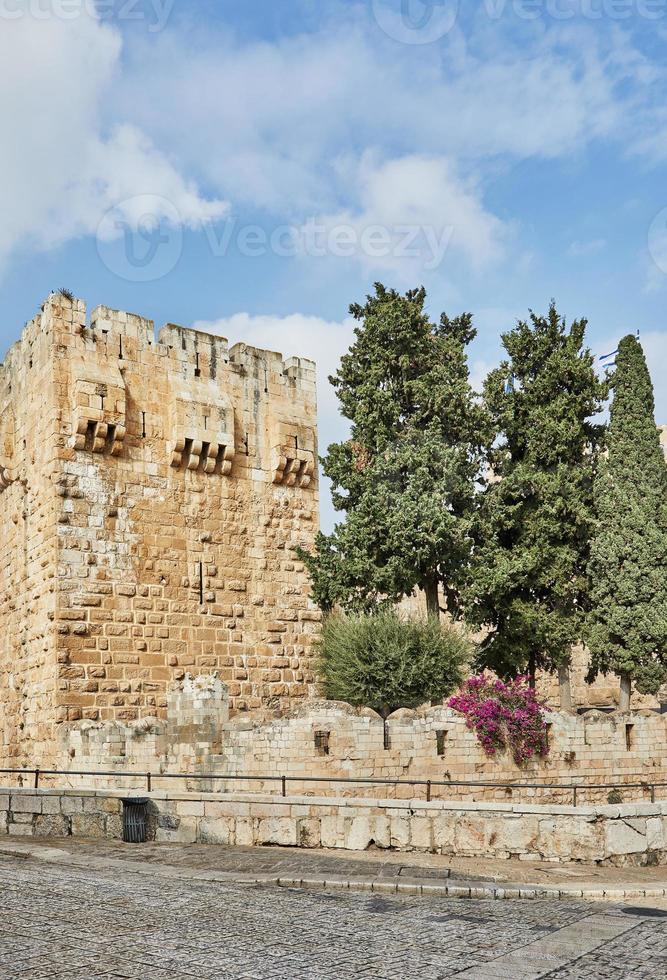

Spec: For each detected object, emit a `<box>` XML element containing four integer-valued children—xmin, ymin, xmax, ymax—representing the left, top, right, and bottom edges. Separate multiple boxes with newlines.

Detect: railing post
<box><xmin>281</xmin><ymin>776</ymin><xmax>286</xmax><ymax>798</ymax></box>
<box><xmin>651</xmin><ymin>784</ymin><xmax>656</xmax><ymax>803</ymax></box>
<box><xmin>34</xmin><ymin>767</ymin><xmax>39</xmax><ymax>790</ymax></box>
<box><xmin>146</xmin><ymin>772</ymin><xmax>152</xmax><ymax>792</ymax></box>
<box><xmin>572</xmin><ymin>785</ymin><xmax>577</xmax><ymax>807</ymax></box>
<box><xmin>426</xmin><ymin>780</ymin><xmax>431</xmax><ymax>803</ymax></box>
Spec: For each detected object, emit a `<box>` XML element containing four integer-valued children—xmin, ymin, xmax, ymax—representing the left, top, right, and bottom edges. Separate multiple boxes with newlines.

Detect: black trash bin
<box><xmin>121</xmin><ymin>798</ymin><xmax>149</xmax><ymax>843</ymax></box>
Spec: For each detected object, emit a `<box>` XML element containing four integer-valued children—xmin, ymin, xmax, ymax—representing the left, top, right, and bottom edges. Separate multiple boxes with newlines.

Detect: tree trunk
<box><xmin>619</xmin><ymin>672</ymin><xmax>631</xmax><ymax>712</ymax></box>
<box><xmin>558</xmin><ymin>663</ymin><xmax>573</xmax><ymax>713</ymax></box>
<box><xmin>423</xmin><ymin>576</ymin><xmax>440</xmax><ymax>619</ymax></box>
<box><xmin>528</xmin><ymin>653</ymin><xmax>537</xmax><ymax>690</ymax></box>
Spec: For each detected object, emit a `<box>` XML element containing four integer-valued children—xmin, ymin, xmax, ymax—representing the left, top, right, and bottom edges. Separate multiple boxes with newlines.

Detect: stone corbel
<box><xmin>170</xmin><ymin>438</ymin><xmax>234</xmax><ymax>474</ymax></box>
<box><xmin>73</xmin><ymin>414</ymin><xmax>126</xmax><ymax>455</ymax></box>
<box><xmin>70</xmin><ymin>368</ymin><xmax>127</xmax><ymax>457</ymax></box>
<box><xmin>272</xmin><ymin>450</ymin><xmax>314</xmax><ymax>488</ymax></box>
<box><xmin>271</xmin><ymin>420</ymin><xmax>316</xmax><ymax>488</ymax></box>
<box><xmin>0</xmin><ymin>458</ymin><xmax>16</xmax><ymax>492</ymax></box>
<box><xmin>169</xmin><ymin>389</ymin><xmax>235</xmax><ymax>477</ymax></box>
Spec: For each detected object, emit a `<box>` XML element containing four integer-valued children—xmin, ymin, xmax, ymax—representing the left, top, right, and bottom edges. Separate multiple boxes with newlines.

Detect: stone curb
<box><xmin>274</xmin><ymin>875</ymin><xmax>667</xmax><ymax>902</ymax></box>
<box><xmin>1</xmin><ymin>841</ymin><xmax>665</xmax><ymax>903</ymax></box>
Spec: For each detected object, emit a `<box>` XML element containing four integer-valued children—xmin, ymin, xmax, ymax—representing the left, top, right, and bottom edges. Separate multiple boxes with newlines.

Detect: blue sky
<box><xmin>2</xmin><ymin>1</ymin><xmax>667</xmax><ymax>529</ymax></box>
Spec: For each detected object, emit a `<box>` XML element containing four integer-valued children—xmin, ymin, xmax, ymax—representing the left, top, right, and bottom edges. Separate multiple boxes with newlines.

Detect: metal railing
<box><xmin>1</xmin><ymin>767</ymin><xmax>666</xmax><ymax>807</ymax></box>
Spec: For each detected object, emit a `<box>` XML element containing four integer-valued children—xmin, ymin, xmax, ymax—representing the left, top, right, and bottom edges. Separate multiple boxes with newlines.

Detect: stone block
<box><xmin>61</xmin><ymin>797</ymin><xmax>84</xmax><ymax>815</ymax></box>
<box><xmin>605</xmin><ymin>819</ymin><xmax>647</xmax><ymax>857</ymax></box>
<box><xmin>100</xmin><ymin>797</ymin><xmax>122</xmax><ymax>815</ymax></box>
<box><xmin>159</xmin><ymin>816</ymin><xmax>197</xmax><ymax>844</ymax></box>
<box><xmin>433</xmin><ymin>814</ymin><xmax>455</xmax><ymax>853</ymax></box>
<box><xmin>256</xmin><ymin>817</ymin><xmax>297</xmax><ymax>846</ymax></box>
<box><xmin>40</xmin><ymin>796</ymin><xmax>62</xmax><ymax>815</ymax></box>
<box><xmin>156</xmin><ymin>812</ymin><xmax>180</xmax><ymax>831</ymax></box>
<box><xmin>176</xmin><ymin>801</ymin><xmax>205</xmax><ymax>817</ymax></box>
<box><xmin>199</xmin><ymin>818</ymin><xmax>233</xmax><ymax>845</ymax></box>
<box><xmin>320</xmin><ymin>815</ymin><xmax>347</xmax><ymax>849</ymax></box>
<box><xmin>8</xmin><ymin>823</ymin><xmax>33</xmax><ymax>836</ymax></box>
<box><xmin>409</xmin><ymin>817</ymin><xmax>434</xmax><ymax>851</ymax></box>
<box><xmin>105</xmin><ymin>815</ymin><xmax>123</xmax><ymax>840</ymax></box>
<box><xmin>10</xmin><ymin>796</ymin><xmax>42</xmax><ymax>814</ymax></box>
<box><xmin>345</xmin><ymin>815</ymin><xmax>387</xmax><ymax>851</ymax></box>
<box><xmin>453</xmin><ymin>816</ymin><xmax>491</xmax><ymax>856</ymax></box>
<box><xmin>490</xmin><ymin>815</ymin><xmax>539</xmax><ymax>856</ymax></box>
<box><xmin>233</xmin><ymin>818</ymin><xmax>254</xmax><ymax>847</ymax></box>
<box><xmin>71</xmin><ymin>813</ymin><xmax>106</xmax><ymax>839</ymax></box>
<box><xmin>34</xmin><ymin>814</ymin><xmax>70</xmax><ymax>838</ymax></box>
<box><xmin>646</xmin><ymin>817</ymin><xmax>666</xmax><ymax>851</ymax></box>
<box><xmin>297</xmin><ymin>818</ymin><xmax>321</xmax><ymax>848</ymax></box>
<box><xmin>389</xmin><ymin>814</ymin><xmax>411</xmax><ymax>849</ymax></box>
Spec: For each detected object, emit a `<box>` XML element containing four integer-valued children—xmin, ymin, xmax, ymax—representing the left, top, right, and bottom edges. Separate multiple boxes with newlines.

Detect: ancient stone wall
<box><xmin>2</xmin><ymin>786</ymin><xmax>667</xmax><ymax>865</ymax></box>
<box><xmin>54</xmin><ymin>686</ymin><xmax>667</xmax><ymax>806</ymax></box>
<box><xmin>0</xmin><ymin>307</ymin><xmax>61</xmax><ymax>765</ymax></box>
<box><xmin>0</xmin><ymin>293</ymin><xmax>321</xmax><ymax>767</ymax></box>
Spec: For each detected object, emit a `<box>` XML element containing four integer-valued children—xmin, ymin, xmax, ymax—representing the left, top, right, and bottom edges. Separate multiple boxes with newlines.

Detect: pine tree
<box><xmin>587</xmin><ymin>334</ymin><xmax>667</xmax><ymax>708</ymax></box>
<box><xmin>300</xmin><ymin>283</ymin><xmax>487</xmax><ymax>618</ymax></box>
<box><xmin>466</xmin><ymin>304</ymin><xmax>606</xmax><ymax>705</ymax></box>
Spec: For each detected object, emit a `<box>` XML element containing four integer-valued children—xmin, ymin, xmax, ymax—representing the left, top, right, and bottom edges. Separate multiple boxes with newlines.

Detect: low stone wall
<box><xmin>54</xmin><ymin>684</ymin><xmax>667</xmax><ymax>805</ymax></box>
<box><xmin>2</xmin><ymin>787</ymin><xmax>667</xmax><ymax>866</ymax></box>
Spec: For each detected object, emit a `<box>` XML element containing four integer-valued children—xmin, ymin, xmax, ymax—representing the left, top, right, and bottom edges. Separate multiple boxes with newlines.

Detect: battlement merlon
<box><xmin>1</xmin><ymin>293</ymin><xmax>317</xmax><ymax>402</ymax></box>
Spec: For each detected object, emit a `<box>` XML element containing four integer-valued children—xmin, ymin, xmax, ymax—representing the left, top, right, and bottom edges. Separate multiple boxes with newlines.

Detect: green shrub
<box><xmin>318</xmin><ymin>611</ymin><xmax>471</xmax><ymax>718</ymax></box>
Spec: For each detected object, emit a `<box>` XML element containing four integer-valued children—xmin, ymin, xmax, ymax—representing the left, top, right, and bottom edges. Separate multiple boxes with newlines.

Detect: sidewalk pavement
<box><xmin>1</xmin><ymin>837</ymin><xmax>666</xmax><ymax>905</ymax></box>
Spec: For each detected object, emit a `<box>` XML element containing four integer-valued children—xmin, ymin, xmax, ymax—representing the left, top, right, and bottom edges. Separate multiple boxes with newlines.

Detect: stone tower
<box><xmin>0</xmin><ymin>293</ymin><xmax>320</xmax><ymax>767</ymax></box>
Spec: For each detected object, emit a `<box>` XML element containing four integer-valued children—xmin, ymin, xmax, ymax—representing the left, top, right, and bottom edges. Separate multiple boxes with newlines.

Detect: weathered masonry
<box><xmin>0</xmin><ymin>293</ymin><xmax>321</xmax><ymax>766</ymax></box>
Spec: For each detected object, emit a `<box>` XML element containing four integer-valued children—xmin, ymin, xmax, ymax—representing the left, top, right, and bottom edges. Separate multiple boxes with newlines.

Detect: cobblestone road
<box><xmin>0</xmin><ymin>854</ymin><xmax>666</xmax><ymax>979</ymax></box>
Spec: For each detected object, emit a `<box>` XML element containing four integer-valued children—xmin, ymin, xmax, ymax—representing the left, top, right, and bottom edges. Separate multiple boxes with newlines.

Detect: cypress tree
<box><xmin>466</xmin><ymin>304</ymin><xmax>606</xmax><ymax>705</ymax></box>
<box><xmin>299</xmin><ymin>283</ymin><xmax>487</xmax><ymax>618</ymax></box>
<box><xmin>587</xmin><ymin>335</ymin><xmax>667</xmax><ymax>708</ymax></box>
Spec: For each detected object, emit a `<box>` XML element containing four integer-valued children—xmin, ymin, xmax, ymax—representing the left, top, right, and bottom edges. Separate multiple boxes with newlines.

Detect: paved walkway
<box><xmin>2</xmin><ymin>837</ymin><xmax>666</xmax><ymax>901</ymax></box>
<box><xmin>1</xmin><ymin>843</ymin><xmax>667</xmax><ymax>978</ymax></box>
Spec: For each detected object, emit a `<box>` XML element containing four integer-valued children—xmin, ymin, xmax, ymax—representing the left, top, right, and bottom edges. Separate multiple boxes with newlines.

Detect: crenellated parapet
<box><xmin>9</xmin><ymin>295</ymin><xmax>320</xmax><ymax>491</ymax></box>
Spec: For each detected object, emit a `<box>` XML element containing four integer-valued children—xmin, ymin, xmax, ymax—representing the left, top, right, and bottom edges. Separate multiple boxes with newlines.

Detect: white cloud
<box><xmin>113</xmin><ymin>20</ymin><xmax>631</xmax><ymax>218</ymax></box>
<box><xmin>0</xmin><ymin>6</ymin><xmax>660</xmax><ymax>281</ymax></box>
<box><xmin>0</xmin><ymin>12</ymin><xmax>225</xmax><ymax>269</ymax></box>
<box><xmin>568</xmin><ymin>238</ymin><xmax>607</xmax><ymax>257</ymax></box>
<box><xmin>302</xmin><ymin>155</ymin><xmax>506</xmax><ymax>277</ymax></box>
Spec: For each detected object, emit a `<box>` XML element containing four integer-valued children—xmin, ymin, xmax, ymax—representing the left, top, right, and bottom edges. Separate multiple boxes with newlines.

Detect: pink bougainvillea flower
<box><xmin>448</xmin><ymin>674</ymin><xmax>549</xmax><ymax>767</ymax></box>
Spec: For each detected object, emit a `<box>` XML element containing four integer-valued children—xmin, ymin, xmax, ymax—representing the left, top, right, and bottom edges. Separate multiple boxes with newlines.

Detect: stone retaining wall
<box><xmin>57</xmin><ymin>689</ymin><xmax>667</xmax><ymax>805</ymax></box>
<box><xmin>3</xmin><ymin>787</ymin><xmax>667</xmax><ymax>866</ymax></box>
